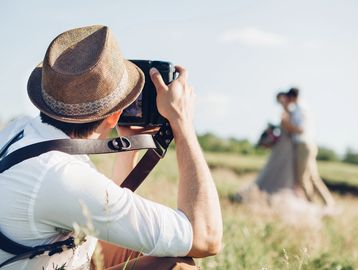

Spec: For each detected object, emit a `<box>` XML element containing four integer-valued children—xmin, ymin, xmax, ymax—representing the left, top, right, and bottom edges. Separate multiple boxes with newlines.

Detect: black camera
<box><xmin>118</xmin><ymin>60</ymin><xmax>176</xmax><ymax>126</ymax></box>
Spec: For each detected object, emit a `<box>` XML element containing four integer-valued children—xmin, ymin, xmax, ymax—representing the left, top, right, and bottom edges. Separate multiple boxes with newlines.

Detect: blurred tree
<box><xmin>197</xmin><ymin>133</ymin><xmax>267</xmax><ymax>155</ymax></box>
<box><xmin>343</xmin><ymin>148</ymin><xmax>358</xmax><ymax>165</ymax></box>
<box><xmin>198</xmin><ymin>133</ymin><xmax>230</xmax><ymax>152</ymax></box>
<box><xmin>317</xmin><ymin>146</ymin><xmax>339</xmax><ymax>162</ymax></box>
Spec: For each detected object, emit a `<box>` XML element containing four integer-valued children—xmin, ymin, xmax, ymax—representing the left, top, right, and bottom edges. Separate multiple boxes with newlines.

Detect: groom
<box><xmin>282</xmin><ymin>88</ymin><xmax>334</xmax><ymax>206</ymax></box>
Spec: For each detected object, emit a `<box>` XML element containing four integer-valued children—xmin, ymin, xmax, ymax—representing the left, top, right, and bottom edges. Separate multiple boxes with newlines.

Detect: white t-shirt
<box><xmin>0</xmin><ymin>116</ymin><xmax>192</xmax><ymax>270</ymax></box>
<box><xmin>289</xmin><ymin>102</ymin><xmax>315</xmax><ymax>144</ymax></box>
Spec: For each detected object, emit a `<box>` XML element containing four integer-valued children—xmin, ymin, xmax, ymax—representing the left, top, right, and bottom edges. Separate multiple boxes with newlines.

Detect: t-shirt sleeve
<box><xmin>34</xmin><ymin>158</ymin><xmax>193</xmax><ymax>257</ymax></box>
<box><xmin>292</xmin><ymin>106</ymin><xmax>307</xmax><ymax>129</ymax></box>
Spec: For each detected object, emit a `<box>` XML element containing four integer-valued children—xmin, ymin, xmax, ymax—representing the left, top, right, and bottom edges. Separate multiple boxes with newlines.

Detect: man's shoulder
<box><xmin>39</xmin><ymin>149</ymin><xmax>91</xmax><ymax>166</ymax></box>
<box><xmin>1</xmin><ymin>116</ymin><xmax>94</xmax><ymax>173</ymax></box>
<box><xmin>297</xmin><ymin>100</ymin><xmax>311</xmax><ymax>110</ymax></box>
<box><xmin>0</xmin><ymin>116</ymin><xmax>33</xmax><ymax>148</ymax></box>
<box><xmin>290</xmin><ymin>102</ymin><xmax>309</xmax><ymax>115</ymax></box>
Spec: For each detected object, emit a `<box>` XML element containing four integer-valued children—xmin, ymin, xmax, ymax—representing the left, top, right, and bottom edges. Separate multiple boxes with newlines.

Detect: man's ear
<box><xmin>104</xmin><ymin>111</ymin><xmax>122</xmax><ymax>128</ymax></box>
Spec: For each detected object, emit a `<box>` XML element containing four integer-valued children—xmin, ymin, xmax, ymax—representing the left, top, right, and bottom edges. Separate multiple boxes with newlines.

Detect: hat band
<box><xmin>41</xmin><ymin>70</ymin><xmax>129</xmax><ymax>117</ymax></box>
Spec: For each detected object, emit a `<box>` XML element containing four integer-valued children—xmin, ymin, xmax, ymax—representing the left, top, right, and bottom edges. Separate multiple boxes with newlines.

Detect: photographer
<box><xmin>0</xmin><ymin>25</ymin><xmax>222</xmax><ymax>269</ymax></box>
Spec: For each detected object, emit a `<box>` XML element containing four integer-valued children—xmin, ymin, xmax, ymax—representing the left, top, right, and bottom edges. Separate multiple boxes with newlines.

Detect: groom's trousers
<box><xmin>294</xmin><ymin>142</ymin><xmax>334</xmax><ymax>205</ymax></box>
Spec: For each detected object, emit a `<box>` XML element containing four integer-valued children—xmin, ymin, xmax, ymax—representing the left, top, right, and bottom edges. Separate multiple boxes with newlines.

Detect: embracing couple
<box><xmin>255</xmin><ymin>88</ymin><xmax>335</xmax><ymax>207</ymax></box>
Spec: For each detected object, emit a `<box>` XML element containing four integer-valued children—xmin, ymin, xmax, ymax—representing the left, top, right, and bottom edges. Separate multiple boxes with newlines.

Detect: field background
<box><xmin>91</xmin><ymin>149</ymin><xmax>358</xmax><ymax>270</ymax></box>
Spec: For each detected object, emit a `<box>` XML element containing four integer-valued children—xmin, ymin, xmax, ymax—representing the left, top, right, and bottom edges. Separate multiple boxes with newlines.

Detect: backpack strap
<box><xmin>0</xmin><ymin>130</ymin><xmax>24</xmax><ymax>158</ymax></box>
<box><xmin>0</xmin><ymin>235</ymin><xmax>76</xmax><ymax>268</ymax></box>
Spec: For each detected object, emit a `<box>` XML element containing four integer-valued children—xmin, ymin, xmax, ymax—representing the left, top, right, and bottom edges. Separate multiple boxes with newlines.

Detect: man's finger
<box><xmin>150</xmin><ymin>68</ymin><xmax>167</xmax><ymax>92</ymax></box>
<box><xmin>175</xmin><ymin>65</ymin><xmax>188</xmax><ymax>82</ymax></box>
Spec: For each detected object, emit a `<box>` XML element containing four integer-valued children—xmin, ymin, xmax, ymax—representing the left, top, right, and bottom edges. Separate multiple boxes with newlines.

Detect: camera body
<box><xmin>118</xmin><ymin>60</ymin><xmax>176</xmax><ymax>126</ymax></box>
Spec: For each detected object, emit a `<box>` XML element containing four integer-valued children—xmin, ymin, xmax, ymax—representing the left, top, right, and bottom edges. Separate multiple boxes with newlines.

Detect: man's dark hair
<box><xmin>286</xmin><ymin>87</ymin><xmax>299</xmax><ymax>98</ymax></box>
<box><xmin>40</xmin><ymin>112</ymin><xmax>104</xmax><ymax>138</ymax></box>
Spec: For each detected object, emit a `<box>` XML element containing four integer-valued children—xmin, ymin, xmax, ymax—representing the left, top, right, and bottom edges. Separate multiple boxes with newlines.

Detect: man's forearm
<box><xmin>173</xmin><ymin>123</ymin><xmax>223</xmax><ymax>257</ymax></box>
<box><xmin>282</xmin><ymin>121</ymin><xmax>303</xmax><ymax>134</ymax></box>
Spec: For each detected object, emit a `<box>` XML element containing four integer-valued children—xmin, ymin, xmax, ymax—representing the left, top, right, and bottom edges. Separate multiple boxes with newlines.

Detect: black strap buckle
<box><xmin>153</xmin><ymin>122</ymin><xmax>173</xmax><ymax>158</ymax></box>
<box><xmin>110</xmin><ymin>136</ymin><xmax>132</xmax><ymax>150</ymax></box>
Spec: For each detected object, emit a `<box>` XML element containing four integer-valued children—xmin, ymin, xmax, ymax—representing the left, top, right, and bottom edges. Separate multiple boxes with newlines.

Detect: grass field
<box><xmin>92</xmin><ymin>150</ymin><xmax>358</xmax><ymax>270</ymax></box>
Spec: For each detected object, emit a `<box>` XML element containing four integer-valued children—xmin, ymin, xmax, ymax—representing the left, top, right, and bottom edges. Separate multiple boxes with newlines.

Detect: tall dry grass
<box><xmin>92</xmin><ymin>150</ymin><xmax>358</xmax><ymax>269</ymax></box>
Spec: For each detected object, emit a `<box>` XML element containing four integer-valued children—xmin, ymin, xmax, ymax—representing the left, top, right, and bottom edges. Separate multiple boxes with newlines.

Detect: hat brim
<box><xmin>27</xmin><ymin>60</ymin><xmax>145</xmax><ymax>124</ymax></box>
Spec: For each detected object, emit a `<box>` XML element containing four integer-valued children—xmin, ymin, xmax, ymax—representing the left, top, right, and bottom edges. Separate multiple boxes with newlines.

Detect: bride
<box><xmin>255</xmin><ymin>92</ymin><xmax>295</xmax><ymax>193</ymax></box>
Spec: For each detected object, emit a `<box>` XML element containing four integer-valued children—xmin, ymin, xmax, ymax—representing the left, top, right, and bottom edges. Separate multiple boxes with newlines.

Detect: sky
<box><xmin>0</xmin><ymin>0</ymin><xmax>357</xmax><ymax>154</ymax></box>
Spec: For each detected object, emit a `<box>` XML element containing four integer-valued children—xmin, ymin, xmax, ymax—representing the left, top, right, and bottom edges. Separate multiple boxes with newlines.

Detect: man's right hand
<box><xmin>149</xmin><ymin>66</ymin><xmax>195</xmax><ymax>134</ymax></box>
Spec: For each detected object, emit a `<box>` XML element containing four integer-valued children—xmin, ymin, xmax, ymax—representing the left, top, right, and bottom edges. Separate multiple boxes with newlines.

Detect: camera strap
<box><xmin>121</xmin><ymin>122</ymin><xmax>173</xmax><ymax>190</ymax></box>
<box><xmin>0</xmin><ymin>123</ymin><xmax>173</xmax><ymax>268</ymax></box>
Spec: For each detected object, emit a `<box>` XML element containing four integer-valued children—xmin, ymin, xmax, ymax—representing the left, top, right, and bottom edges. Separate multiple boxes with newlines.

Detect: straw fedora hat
<box><xmin>27</xmin><ymin>25</ymin><xmax>144</xmax><ymax>123</ymax></box>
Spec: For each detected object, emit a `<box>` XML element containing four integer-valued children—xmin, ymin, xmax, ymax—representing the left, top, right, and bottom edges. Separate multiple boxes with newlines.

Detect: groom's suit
<box><xmin>290</xmin><ymin>102</ymin><xmax>334</xmax><ymax>205</ymax></box>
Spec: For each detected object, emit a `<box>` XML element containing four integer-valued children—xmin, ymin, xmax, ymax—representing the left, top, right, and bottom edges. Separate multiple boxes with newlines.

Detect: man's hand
<box><xmin>150</xmin><ymin>66</ymin><xmax>195</xmax><ymax>134</ymax></box>
<box><xmin>150</xmin><ymin>66</ymin><xmax>223</xmax><ymax>258</ymax></box>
